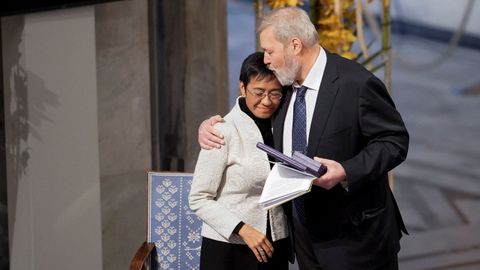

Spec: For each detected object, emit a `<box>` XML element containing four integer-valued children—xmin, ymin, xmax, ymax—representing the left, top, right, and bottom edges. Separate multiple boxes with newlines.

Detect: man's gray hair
<box><xmin>257</xmin><ymin>7</ymin><xmax>319</xmax><ymax>47</ymax></box>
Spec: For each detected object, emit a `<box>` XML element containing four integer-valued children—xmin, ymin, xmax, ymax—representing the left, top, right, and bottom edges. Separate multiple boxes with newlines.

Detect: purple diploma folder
<box><xmin>256</xmin><ymin>142</ymin><xmax>327</xmax><ymax>177</ymax></box>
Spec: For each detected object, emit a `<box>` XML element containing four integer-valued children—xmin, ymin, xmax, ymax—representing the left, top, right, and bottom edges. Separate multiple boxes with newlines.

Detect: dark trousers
<box><xmin>200</xmin><ymin>237</ymin><xmax>289</xmax><ymax>270</ymax></box>
<box><xmin>293</xmin><ymin>216</ymin><xmax>399</xmax><ymax>270</ymax></box>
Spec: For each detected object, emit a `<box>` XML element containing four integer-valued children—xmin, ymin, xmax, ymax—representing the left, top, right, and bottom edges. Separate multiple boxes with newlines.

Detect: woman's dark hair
<box><xmin>239</xmin><ymin>52</ymin><xmax>276</xmax><ymax>86</ymax></box>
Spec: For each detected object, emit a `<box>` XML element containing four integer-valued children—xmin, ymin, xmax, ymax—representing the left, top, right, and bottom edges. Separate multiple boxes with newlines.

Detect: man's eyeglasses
<box><xmin>246</xmin><ymin>88</ymin><xmax>283</xmax><ymax>100</ymax></box>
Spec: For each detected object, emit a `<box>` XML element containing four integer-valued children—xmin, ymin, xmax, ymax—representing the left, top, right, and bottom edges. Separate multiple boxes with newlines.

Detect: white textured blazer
<box><xmin>189</xmin><ymin>99</ymin><xmax>288</xmax><ymax>244</ymax></box>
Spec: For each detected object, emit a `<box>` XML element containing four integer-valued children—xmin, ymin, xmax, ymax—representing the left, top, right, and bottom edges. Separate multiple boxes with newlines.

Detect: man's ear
<box><xmin>239</xmin><ymin>81</ymin><xmax>246</xmax><ymax>96</ymax></box>
<box><xmin>291</xmin><ymin>37</ymin><xmax>303</xmax><ymax>55</ymax></box>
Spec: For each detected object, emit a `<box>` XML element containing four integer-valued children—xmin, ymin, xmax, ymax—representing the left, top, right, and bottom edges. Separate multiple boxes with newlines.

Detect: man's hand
<box><xmin>238</xmin><ymin>224</ymin><xmax>274</xmax><ymax>263</ymax></box>
<box><xmin>198</xmin><ymin>115</ymin><xmax>225</xmax><ymax>149</ymax></box>
<box><xmin>312</xmin><ymin>157</ymin><xmax>346</xmax><ymax>190</ymax></box>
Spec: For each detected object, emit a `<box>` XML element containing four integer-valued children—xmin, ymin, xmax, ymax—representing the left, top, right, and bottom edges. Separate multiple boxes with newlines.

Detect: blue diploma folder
<box><xmin>256</xmin><ymin>142</ymin><xmax>327</xmax><ymax>177</ymax></box>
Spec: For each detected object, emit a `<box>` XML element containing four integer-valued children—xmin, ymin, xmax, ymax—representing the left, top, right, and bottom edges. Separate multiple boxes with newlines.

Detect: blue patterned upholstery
<box><xmin>146</xmin><ymin>172</ymin><xmax>202</xmax><ymax>270</ymax></box>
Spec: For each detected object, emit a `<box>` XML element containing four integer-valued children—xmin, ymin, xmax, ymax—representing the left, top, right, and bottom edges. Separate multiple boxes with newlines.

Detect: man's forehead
<box><xmin>259</xmin><ymin>28</ymin><xmax>277</xmax><ymax>47</ymax></box>
<box><xmin>259</xmin><ymin>27</ymin><xmax>274</xmax><ymax>38</ymax></box>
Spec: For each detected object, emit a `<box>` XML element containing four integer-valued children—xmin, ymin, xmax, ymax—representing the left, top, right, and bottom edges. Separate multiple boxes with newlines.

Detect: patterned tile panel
<box><xmin>148</xmin><ymin>172</ymin><xmax>202</xmax><ymax>270</ymax></box>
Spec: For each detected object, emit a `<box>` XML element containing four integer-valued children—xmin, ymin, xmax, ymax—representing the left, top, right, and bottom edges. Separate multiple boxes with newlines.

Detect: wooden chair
<box><xmin>130</xmin><ymin>172</ymin><xmax>202</xmax><ymax>270</ymax></box>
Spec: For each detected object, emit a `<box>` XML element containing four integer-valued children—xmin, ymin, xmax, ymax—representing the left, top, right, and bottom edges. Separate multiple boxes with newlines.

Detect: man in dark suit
<box><xmin>199</xmin><ymin>7</ymin><xmax>408</xmax><ymax>270</ymax></box>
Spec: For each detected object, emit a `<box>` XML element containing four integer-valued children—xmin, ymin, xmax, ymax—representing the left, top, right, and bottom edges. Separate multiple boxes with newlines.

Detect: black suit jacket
<box><xmin>272</xmin><ymin>50</ymin><xmax>409</xmax><ymax>268</ymax></box>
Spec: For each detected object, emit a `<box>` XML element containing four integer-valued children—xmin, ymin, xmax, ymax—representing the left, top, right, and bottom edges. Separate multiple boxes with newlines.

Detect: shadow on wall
<box><xmin>1</xmin><ymin>15</ymin><xmax>59</xmax><ymax>266</ymax></box>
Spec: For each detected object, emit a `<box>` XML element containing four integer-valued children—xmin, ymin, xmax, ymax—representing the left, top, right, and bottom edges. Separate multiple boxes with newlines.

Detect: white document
<box><xmin>259</xmin><ymin>163</ymin><xmax>316</xmax><ymax>210</ymax></box>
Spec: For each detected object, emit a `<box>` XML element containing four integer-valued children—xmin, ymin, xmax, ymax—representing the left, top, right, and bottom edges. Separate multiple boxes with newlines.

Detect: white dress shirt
<box><xmin>283</xmin><ymin>48</ymin><xmax>327</xmax><ymax>156</ymax></box>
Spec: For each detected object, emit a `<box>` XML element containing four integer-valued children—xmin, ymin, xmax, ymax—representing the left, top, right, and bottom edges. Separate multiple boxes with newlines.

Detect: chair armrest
<box><xmin>129</xmin><ymin>241</ymin><xmax>155</xmax><ymax>270</ymax></box>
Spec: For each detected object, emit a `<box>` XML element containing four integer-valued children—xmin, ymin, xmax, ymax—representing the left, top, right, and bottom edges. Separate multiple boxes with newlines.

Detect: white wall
<box><xmin>2</xmin><ymin>6</ymin><xmax>103</xmax><ymax>270</ymax></box>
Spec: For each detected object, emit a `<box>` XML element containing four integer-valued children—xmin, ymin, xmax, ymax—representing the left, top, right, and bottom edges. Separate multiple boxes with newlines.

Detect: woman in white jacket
<box><xmin>189</xmin><ymin>52</ymin><xmax>289</xmax><ymax>270</ymax></box>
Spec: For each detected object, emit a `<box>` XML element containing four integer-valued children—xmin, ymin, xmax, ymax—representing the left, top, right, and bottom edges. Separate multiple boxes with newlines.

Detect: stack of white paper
<box><xmin>259</xmin><ymin>163</ymin><xmax>316</xmax><ymax>210</ymax></box>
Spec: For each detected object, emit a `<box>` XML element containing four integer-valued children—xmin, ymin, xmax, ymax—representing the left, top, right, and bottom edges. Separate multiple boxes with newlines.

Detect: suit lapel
<box><xmin>307</xmin><ymin>51</ymin><xmax>340</xmax><ymax>157</ymax></box>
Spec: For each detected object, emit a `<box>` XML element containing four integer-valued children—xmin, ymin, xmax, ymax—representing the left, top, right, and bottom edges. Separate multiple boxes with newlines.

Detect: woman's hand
<box><xmin>238</xmin><ymin>224</ymin><xmax>274</xmax><ymax>263</ymax></box>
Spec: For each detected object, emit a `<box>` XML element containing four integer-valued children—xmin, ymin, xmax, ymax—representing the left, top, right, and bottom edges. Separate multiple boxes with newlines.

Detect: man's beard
<box><xmin>272</xmin><ymin>54</ymin><xmax>299</xmax><ymax>86</ymax></box>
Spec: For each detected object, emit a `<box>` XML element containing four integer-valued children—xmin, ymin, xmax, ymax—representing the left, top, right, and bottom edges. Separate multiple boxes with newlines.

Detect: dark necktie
<box><xmin>292</xmin><ymin>86</ymin><xmax>307</xmax><ymax>223</ymax></box>
<box><xmin>292</xmin><ymin>86</ymin><xmax>307</xmax><ymax>154</ymax></box>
